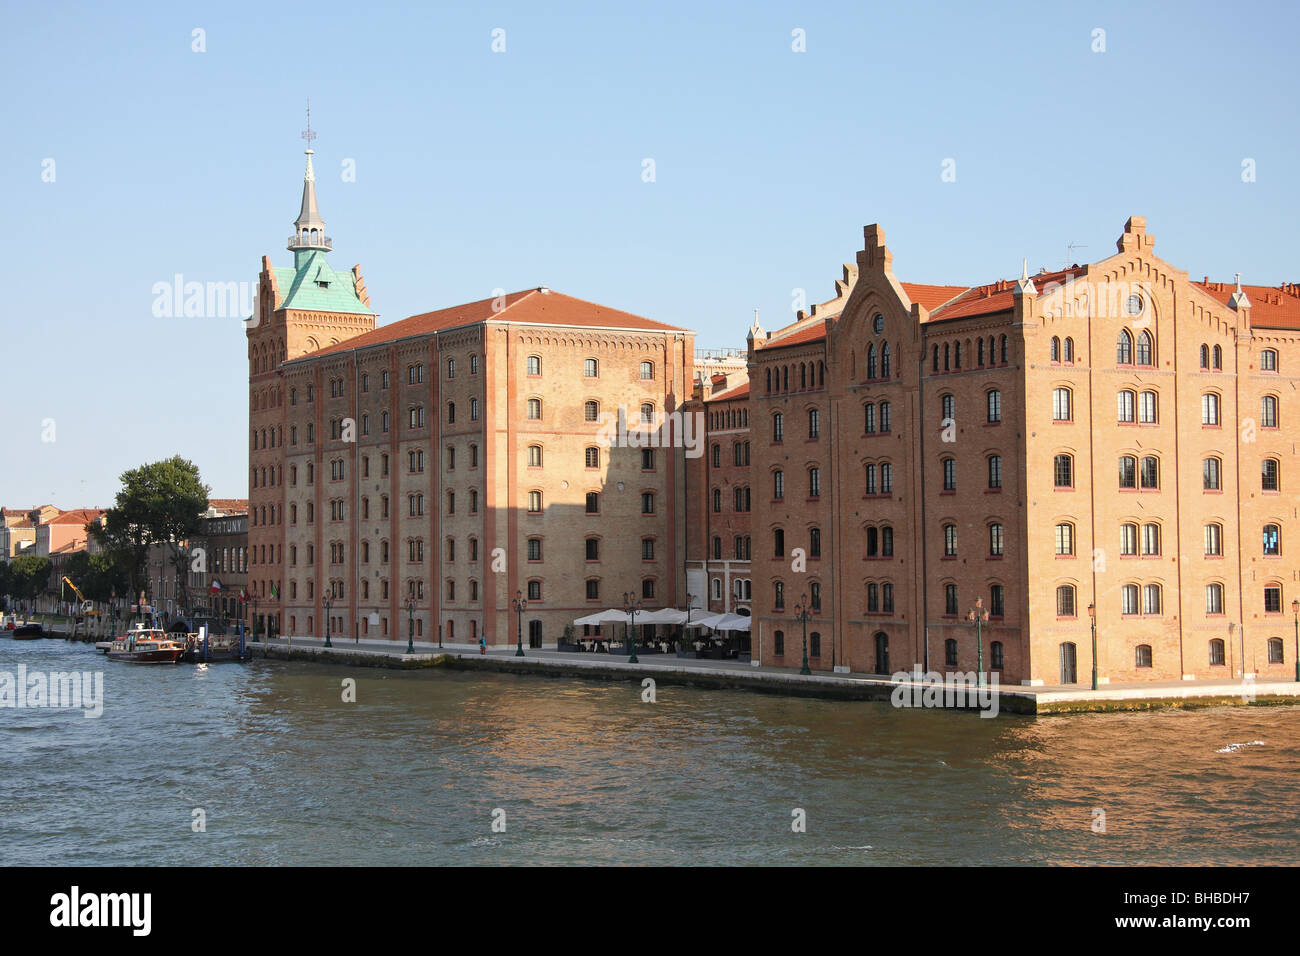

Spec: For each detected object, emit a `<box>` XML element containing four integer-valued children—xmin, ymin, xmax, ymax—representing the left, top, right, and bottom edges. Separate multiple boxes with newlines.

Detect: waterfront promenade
<box><xmin>246</xmin><ymin>634</ymin><xmax>1300</xmax><ymax>716</ymax></box>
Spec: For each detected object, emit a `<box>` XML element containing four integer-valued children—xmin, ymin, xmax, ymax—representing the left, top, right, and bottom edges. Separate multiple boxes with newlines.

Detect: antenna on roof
<box><xmin>1065</xmin><ymin>240</ymin><xmax>1087</xmax><ymax>270</ymax></box>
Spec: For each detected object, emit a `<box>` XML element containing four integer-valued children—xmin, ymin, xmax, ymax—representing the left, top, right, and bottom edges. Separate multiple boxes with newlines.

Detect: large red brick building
<box><xmin>245</xmin><ymin>143</ymin><xmax>1299</xmax><ymax>682</ymax></box>
<box><xmin>747</xmin><ymin>217</ymin><xmax>1300</xmax><ymax>685</ymax></box>
<box><xmin>247</xmin><ymin>143</ymin><xmax>694</xmax><ymax>646</ymax></box>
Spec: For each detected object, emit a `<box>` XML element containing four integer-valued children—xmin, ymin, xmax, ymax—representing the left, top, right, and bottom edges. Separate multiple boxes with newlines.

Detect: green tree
<box><xmin>91</xmin><ymin>456</ymin><xmax>210</xmax><ymax>610</ymax></box>
<box><xmin>9</xmin><ymin>555</ymin><xmax>52</xmax><ymax>602</ymax></box>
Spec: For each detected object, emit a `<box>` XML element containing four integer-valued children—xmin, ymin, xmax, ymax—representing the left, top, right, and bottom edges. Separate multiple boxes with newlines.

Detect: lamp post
<box><xmin>1088</xmin><ymin>602</ymin><xmax>1097</xmax><ymax>690</ymax></box>
<box><xmin>794</xmin><ymin>593</ymin><xmax>812</xmax><ymax>675</ymax></box>
<box><xmin>967</xmin><ymin>597</ymin><xmax>990</xmax><ymax>688</ymax></box>
<box><xmin>621</xmin><ymin>592</ymin><xmax>642</xmax><ymax>664</ymax></box>
<box><xmin>404</xmin><ymin>596</ymin><xmax>416</xmax><ymax>655</ymax></box>
<box><xmin>1293</xmin><ymin>599</ymin><xmax>1299</xmax><ymax>682</ymax></box>
<box><xmin>684</xmin><ymin>591</ymin><xmax>694</xmax><ymax>655</ymax></box>
<box><xmin>323</xmin><ymin>591</ymin><xmax>334</xmax><ymax>648</ymax></box>
<box><xmin>512</xmin><ymin>590</ymin><xmax>527</xmax><ymax>657</ymax></box>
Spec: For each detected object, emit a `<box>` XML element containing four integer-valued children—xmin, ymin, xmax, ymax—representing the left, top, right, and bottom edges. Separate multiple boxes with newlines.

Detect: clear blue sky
<box><xmin>2</xmin><ymin>0</ymin><xmax>1296</xmax><ymax>509</ymax></box>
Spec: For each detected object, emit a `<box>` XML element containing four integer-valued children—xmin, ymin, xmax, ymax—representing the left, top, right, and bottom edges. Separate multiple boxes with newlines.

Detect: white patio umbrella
<box><xmin>573</xmin><ymin>609</ymin><xmax>633</xmax><ymax>626</ymax></box>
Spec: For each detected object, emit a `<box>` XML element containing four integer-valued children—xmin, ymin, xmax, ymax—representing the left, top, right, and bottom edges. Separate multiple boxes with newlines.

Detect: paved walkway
<box><xmin>250</xmin><ymin>635</ymin><xmax>1300</xmax><ymax>712</ymax></box>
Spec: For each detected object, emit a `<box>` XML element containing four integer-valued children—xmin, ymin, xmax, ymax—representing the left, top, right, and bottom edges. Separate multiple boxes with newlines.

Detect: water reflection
<box><xmin>1</xmin><ymin>639</ymin><xmax>1297</xmax><ymax>865</ymax></box>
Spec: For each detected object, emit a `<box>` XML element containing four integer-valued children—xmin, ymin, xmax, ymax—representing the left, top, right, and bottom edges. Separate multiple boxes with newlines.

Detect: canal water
<box><xmin>2</xmin><ymin>638</ymin><xmax>1297</xmax><ymax>865</ymax></box>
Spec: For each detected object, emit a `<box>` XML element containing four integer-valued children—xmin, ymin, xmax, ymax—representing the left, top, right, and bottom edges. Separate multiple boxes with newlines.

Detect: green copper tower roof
<box><xmin>275</xmin><ymin>108</ymin><xmax>374</xmax><ymax>316</ymax></box>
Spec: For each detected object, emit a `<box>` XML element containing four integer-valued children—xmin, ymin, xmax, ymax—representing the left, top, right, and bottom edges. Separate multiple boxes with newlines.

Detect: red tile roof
<box><xmin>47</xmin><ymin>508</ymin><xmax>105</xmax><ymax>526</ymax></box>
<box><xmin>1195</xmin><ymin>280</ymin><xmax>1300</xmax><ymax>331</ymax></box>
<box><xmin>709</xmin><ymin>382</ymin><xmax>751</xmax><ymax>402</ymax></box>
<box><xmin>764</xmin><ymin>322</ymin><xmax>832</xmax><ymax>349</ymax></box>
<box><xmin>901</xmin><ymin>283</ymin><xmax>969</xmax><ymax>312</ymax></box>
<box><xmin>927</xmin><ymin>268</ymin><xmax>1083</xmax><ymax>322</ymax></box>
<box><xmin>299</xmin><ymin>289</ymin><xmax>688</xmax><ymax>361</ymax></box>
<box><xmin>207</xmin><ymin>498</ymin><xmax>248</xmax><ymax>514</ymax></box>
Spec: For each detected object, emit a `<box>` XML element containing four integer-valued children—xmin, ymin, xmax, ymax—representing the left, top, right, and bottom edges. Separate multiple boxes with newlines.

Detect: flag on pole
<box><xmin>270</xmin><ymin>582</ymin><xmax>279</xmax><ymax>599</ymax></box>
<box><xmin>210</xmin><ymin>578</ymin><xmax>223</xmax><ymax>594</ymax></box>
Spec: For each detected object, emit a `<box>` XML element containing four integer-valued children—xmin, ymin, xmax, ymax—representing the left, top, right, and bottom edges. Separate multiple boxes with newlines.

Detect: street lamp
<box><xmin>793</xmin><ymin>593</ymin><xmax>812</xmax><ymax>675</ymax></box>
<box><xmin>404</xmin><ymin>596</ymin><xmax>416</xmax><ymax>655</ymax></box>
<box><xmin>621</xmin><ymin>592</ymin><xmax>642</xmax><ymax>664</ymax></box>
<box><xmin>967</xmin><ymin>597</ymin><xmax>990</xmax><ymax>688</ymax></box>
<box><xmin>1088</xmin><ymin>602</ymin><xmax>1097</xmax><ymax>690</ymax></box>
<box><xmin>1293</xmin><ymin>599</ymin><xmax>1299</xmax><ymax>682</ymax></box>
<box><xmin>511</xmin><ymin>590</ymin><xmax>527</xmax><ymax>657</ymax></box>
<box><xmin>684</xmin><ymin>591</ymin><xmax>694</xmax><ymax>655</ymax></box>
<box><xmin>323</xmin><ymin>590</ymin><xmax>334</xmax><ymax>648</ymax></box>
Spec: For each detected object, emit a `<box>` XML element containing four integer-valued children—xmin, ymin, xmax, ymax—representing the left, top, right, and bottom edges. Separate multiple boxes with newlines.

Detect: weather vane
<box><xmin>301</xmin><ymin>99</ymin><xmax>316</xmax><ymax>149</ymax></box>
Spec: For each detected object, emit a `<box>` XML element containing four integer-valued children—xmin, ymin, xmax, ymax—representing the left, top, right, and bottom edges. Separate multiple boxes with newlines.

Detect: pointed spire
<box><xmin>1014</xmin><ymin>257</ymin><xmax>1036</xmax><ymax>296</ymax></box>
<box><xmin>1228</xmin><ymin>272</ymin><xmax>1251</xmax><ymax>310</ymax></box>
<box><xmin>288</xmin><ymin>100</ymin><xmax>331</xmax><ymax>253</ymax></box>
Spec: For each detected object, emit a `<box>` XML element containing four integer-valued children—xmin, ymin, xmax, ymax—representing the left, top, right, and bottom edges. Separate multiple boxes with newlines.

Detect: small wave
<box><xmin>1216</xmin><ymin>740</ymin><xmax>1266</xmax><ymax>753</ymax></box>
<box><xmin>832</xmin><ymin>845</ymin><xmax>873</xmax><ymax>850</ymax></box>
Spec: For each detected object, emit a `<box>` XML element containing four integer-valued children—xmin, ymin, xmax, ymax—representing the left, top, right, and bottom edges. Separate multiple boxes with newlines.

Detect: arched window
<box><xmin>1206</xmin><ymin>583</ymin><xmax>1224</xmax><ymax>615</ymax></box>
<box><xmin>1263</xmin><ymin>524</ymin><xmax>1280</xmax><ymax>556</ymax></box>
<box><xmin>1262</xmin><ymin>458</ymin><xmax>1279</xmax><ymax>492</ymax></box>
<box><xmin>867</xmin><ymin>345</ymin><xmax>877</xmax><ymax>379</ymax></box>
<box><xmin>1212</xmin><ymin>345</ymin><xmax>1222</xmax><ymax>370</ymax></box>
<box><xmin>880</xmin><ymin>342</ymin><xmax>891</xmax><ymax>377</ymax></box>
<box><xmin>945</xmin><ymin>638</ymin><xmax>958</xmax><ymax>666</ymax></box>
<box><xmin>1135</xmin><ymin>644</ymin><xmax>1153</xmax><ymax>668</ymax></box>
<box><xmin>1140</xmin><ymin>456</ymin><xmax>1159</xmax><ymax>489</ymax></box>
<box><xmin>1143</xmin><ymin>584</ymin><xmax>1162</xmax><ymax>615</ymax></box>
<box><xmin>864</xmin><ymin>403</ymin><xmax>876</xmax><ymax>433</ymax></box>
<box><xmin>1201</xmin><ymin>392</ymin><xmax>1220</xmax><ymax>425</ymax></box>
<box><xmin>1261</xmin><ymin>349</ymin><xmax>1278</xmax><ymax>372</ymax></box>
<box><xmin>1052</xmin><ymin>387</ymin><xmax>1072</xmax><ymax>421</ymax></box>
<box><xmin>1200</xmin><ymin>344</ymin><xmax>1210</xmax><ymax>369</ymax></box>
<box><xmin>1055</xmin><ymin>522</ymin><xmax>1074</xmax><ymax>555</ymax></box>
<box><xmin>1064</xmin><ymin>337</ymin><xmax>1074</xmax><ymax>362</ymax></box>
<box><xmin>584</xmin><ymin>357</ymin><xmax>598</xmax><ymax>377</ymax></box>
<box><xmin>1142</xmin><ymin>522</ymin><xmax>1161</xmax><ymax>555</ymax></box>
<box><xmin>1139</xmin><ymin>390</ymin><xmax>1158</xmax><ymax>424</ymax></box>
<box><xmin>1116</xmin><ymin>329</ymin><xmax>1133</xmax><ymax>364</ymax></box>
<box><xmin>1203</xmin><ymin>457</ymin><xmax>1222</xmax><ymax>490</ymax></box>
<box><xmin>1050</xmin><ymin>336</ymin><xmax>1061</xmax><ymax>362</ymax></box>
<box><xmin>1121</xmin><ymin>584</ymin><xmax>1139</xmax><ymax>615</ymax></box>
<box><xmin>991</xmin><ymin>641</ymin><xmax>1004</xmax><ymax>669</ymax></box>
<box><xmin>1209</xmin><ymin>638</ymin><xmax>1226</xmax><ymax>665</ymax></box>
<box><xmin>999</xmin><ymin>335</ymin><xmax>1008</xmax><ymax>363</ymax></box>
<box><xmin>1117</xmin><ymin>389</ymin><xmax>1135</xmax><ymax>423</ymax></box>
<box><xmin>527</xmin><ymin>398</ymin><xmax>542</xmax><ymax>420</ymax></box>
<box><xmin>1262</xmin><ymin>395</ymin><xmax>1278</xmax><ymax>428</ymax></box>
<box><xmin>1136</xmin><ymin>330</ymin><xmax>1153</xmax><ymax>365</ymax></box>
<box><xmin>772</xmin><ymin>413</ymin><xmax>784</xmax><ymax>442</ymax></box>
<box><xmin>1268</xmin><ymin>637</ymin><xmax>1284</xmax><ymax>664</ymax></box>
<box><xmin>765</xmin><ymin>368</ymin><xmax>772</xmax><ymax>393</ymax></box>
<box><xmin>1056</xmin><ymin>584</ymin><xmax>1076</xmax><ymax>617</ymax></box>
<box><xmin>1118</xmin><ymin>455</ymin><xmax>1137</xmax><ymax>489</ymax></box>
<box><xmin>1204</xmin><ymin>522</ymin><xmax>1223</xmax><ymax>556</ymax></box>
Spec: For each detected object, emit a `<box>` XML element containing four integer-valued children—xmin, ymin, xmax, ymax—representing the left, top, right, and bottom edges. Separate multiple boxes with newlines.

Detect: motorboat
<box><xmin>106</xmin><ymin>626</ymin><xmax>185</xmax><ymax>664</ymax></box>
